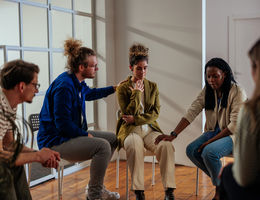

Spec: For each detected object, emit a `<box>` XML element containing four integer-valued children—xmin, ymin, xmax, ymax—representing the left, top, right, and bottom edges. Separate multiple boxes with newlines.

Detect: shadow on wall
<box><xmin>149</xmin><ymin>66</ymin><xmax>200</xmax><ymax>86</ymax></box>
<box><xmin>127</xmin><ymin>26</ymin><xmax>201</xmax><ymax>60</ymax></box>
<box><xmin>142</xmin><ymin>22</ymin><xmax>201</xmax><ymax>34</ymax></box>
<box><xmin>159</xmin><ymin>92</ymin><xmax>202</xmax><ymax>129</ymax></box>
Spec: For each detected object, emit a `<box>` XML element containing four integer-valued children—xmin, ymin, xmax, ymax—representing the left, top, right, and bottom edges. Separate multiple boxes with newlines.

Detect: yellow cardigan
<box><xmin>116</xmin><ymin>76</ymin><xmax>163</xmax><ymax>148</ymax></box>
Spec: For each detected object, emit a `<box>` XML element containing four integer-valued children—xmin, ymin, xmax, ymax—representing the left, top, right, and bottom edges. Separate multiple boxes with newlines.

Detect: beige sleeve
<box><xmin>232</xmin><ymin>106</ymin><xmax>259</xmax><ymax>186</ymax></box>
<box><xmin>184</xmin><ymin>87</ymin><xmax>205</xmax><ymax>123</ymax></box>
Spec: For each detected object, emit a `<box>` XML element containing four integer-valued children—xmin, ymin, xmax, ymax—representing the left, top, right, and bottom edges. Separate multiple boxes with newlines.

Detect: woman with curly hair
<box><xmin>116</xmin><ymin>44</ymin><xmax>176</xmax><ymax>200</ymax></box>
<box><xmin>220</xmin><ymin>39</ymin><xmax>260</xmax><ymax>200</ymax></box>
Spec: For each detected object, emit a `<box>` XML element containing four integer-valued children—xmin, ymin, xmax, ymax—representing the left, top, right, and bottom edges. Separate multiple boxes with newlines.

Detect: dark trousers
<box><xmin>220</xmin><ymin>164</ymin><xmax>260</xmax><ymax>200</ymax></box>
<box><xmin>0</xmin><ymin>162</ymin><xmax>32</xmax><ymax>200</ymax></box>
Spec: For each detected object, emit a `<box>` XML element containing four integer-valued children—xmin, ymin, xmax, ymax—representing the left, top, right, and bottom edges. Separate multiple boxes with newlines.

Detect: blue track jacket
<box><xmin>37</xmin><ymin>72</ymin><xmax>114</xmax><ymax>149</ymax></box>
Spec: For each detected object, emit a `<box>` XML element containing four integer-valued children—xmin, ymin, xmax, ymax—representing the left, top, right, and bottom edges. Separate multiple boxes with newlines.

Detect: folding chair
<box><xmin>28</xmin><ymin>114</ymin><xmax>75</xmax><ymax>200</ymax></box>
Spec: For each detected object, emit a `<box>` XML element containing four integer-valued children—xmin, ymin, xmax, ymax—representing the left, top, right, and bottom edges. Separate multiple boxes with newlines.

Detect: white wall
<box><xmin>113</xmin><ymin>0</ymin><xmax>202</xmax><ymax>166</ymax></box>
<box><xmin>206</xmin><ymin>0</ymin><xmax>260</xmax><ymax>97</ymax></box>
<box><xmin>95</xmin><ymin>0</ymin><xmax>118</xmax><ymax>134</ymax></box>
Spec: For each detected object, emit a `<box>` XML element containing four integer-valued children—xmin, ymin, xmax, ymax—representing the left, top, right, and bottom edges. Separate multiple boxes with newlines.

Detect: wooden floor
<box><xmin>30</xmin><ymin>161</ymin><xmax>215</xmax><ymax>200</ymax></box>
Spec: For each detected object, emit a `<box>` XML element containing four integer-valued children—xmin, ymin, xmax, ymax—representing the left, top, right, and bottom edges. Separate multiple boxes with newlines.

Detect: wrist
<box><xmin>170</xmin><ymin>131</ymin><xmax>178</xmax><ymax>138</ymax></box>
<box><xmin>34</xmin><ymin>151</ymin><xmax>41</xmax><ymax>162</ymax></box>
<box><xmin>113</xmin><ymin>85</ymin><xmax>117</xmax><ymax>91</ymax></box>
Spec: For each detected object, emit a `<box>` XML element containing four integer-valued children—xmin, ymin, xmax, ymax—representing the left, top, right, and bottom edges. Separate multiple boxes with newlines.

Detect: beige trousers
<box><xmin>123</xmin><ymin>126</ymin><xmax>176</xmax><ymax>190</ymax></box>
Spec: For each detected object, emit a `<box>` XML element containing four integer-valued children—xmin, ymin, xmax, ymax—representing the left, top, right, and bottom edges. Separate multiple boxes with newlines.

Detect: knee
<box><xmin>124</xmin><ymin>143</ymin><xmax>144</xmax><ymax>158</ymax></box>
<box><xmin>125</xmin><ymin>143</ymin><xmax>140</xmax><ymax>155</ymax></box>
<box><xmin>157</xmin><ymin>141</ymin><xmax>174</xmax><ymax>153</ymax></box>
<box><xmin>186</xmin><ymin>143</ymin><xmax>196</xmax><ymax>158</ymax></box>
<box><xmin>124</xmin><ymin>134</ymin><xmax>143</xmax><ymax>155</ymax></box>
<box><xmin>98</xmin><ymin>139</ymin><xmax>111</xmax><ymax>157</ymax></box>
<box><xmin>201</xmin><ymin>146</ymin><xmax>216</xmax><ymax>160</ymax></box>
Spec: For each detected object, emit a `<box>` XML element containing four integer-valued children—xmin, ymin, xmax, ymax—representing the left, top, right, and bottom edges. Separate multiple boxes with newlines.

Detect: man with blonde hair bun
<box><xmin>37</xmin><ymin>38</ymin><xmax>121</xmax><ymax>200</ymax></box>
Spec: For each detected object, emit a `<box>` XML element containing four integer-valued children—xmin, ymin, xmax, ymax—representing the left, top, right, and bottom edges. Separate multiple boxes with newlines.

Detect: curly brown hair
<box><xmin>64</xmin><ymin>38</ymin><xmax>96</xmax><ymax>73</ymax></box>
<box><xmin>129</xmin><ymin>43</ymin><xmax>149</xmax><ymax>66</ymax></box>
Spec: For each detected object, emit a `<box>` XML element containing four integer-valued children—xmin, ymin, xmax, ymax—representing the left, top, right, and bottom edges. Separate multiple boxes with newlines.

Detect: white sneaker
<box><xmin>101</xmin><ymin>186</ymin><xmax>120</xmax><ymax>200</ymax></box>
<box><xmin>85</xmin><ymin>185</ymin><xmax>120</xmax><ymax>200</ymax></box>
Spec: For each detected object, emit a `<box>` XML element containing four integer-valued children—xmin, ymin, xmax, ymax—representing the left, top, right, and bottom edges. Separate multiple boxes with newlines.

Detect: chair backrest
<box><xmin>28</xmin><ymin>114</ymin><xmax>40</xmax><ymax>132</ymax></box>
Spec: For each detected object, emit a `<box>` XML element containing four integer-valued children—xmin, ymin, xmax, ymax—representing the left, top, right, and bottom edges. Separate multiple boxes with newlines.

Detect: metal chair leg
<box><xmin>126</xmin><ymin>161</ymin><xmax>129</xmax><ymax>200</ymax></box>
<box><xmin>58</xmin><ymin>166</ymin><xmax>61</xmax><ymax>200</ymax></box>
<box><xmin>28</xmin><ymin>163</ymin><xmax>32</xmax><ymax>187</ymax></box>
<box><xmin>61</xmin><ymin>166</ymin><xmax>64</xmax><ymax>199</ymax></box>
<box><xmin>196</xmin><ymin>168</ymin><xmax>199</xmax><ymax>196</ymax></box>
<box><xmin>116</xmin><ymin>151</ymin><xmax>120</xmax><ymax>189</ymax></box>
<box><xmin>152</xmin><ymin>156</ymin><xmax>155</xmax><ymax>186</ymax></box>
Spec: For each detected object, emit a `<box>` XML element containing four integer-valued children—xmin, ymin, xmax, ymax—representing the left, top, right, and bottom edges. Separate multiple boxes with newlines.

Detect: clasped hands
<box><xmin>38</xmin><ymin>147</ymin><xmax>60</xmax><ymax>169</ymax></box>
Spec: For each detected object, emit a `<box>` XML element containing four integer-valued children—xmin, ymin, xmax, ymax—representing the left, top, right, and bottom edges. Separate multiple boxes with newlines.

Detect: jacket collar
<box><xmin>69</xmin><ymin>72</ymin><xmax>86</xmax><ymax>89</ymax></box>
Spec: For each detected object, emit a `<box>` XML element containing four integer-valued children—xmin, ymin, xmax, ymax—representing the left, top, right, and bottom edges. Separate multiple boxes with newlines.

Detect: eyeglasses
<box><xmin>30</xmin><ymin>83</ymin><xmax>40</xmax><ymax>90</ymax></box>
<box><xmin>83</xmin><ymin>64</ymin><xmax>98</xmax><ymax>69</ymax></box>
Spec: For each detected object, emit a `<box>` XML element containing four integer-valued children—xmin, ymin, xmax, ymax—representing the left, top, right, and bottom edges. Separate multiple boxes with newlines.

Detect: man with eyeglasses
<box><xmin>37</xmin><ymin>38</ymin><xmax>121</xmax><ymax>200</ymax></box>
<box><xmin>0</xmin><ymin>59</ymin><xmax>60</xmax><ymax>200</ymax></box>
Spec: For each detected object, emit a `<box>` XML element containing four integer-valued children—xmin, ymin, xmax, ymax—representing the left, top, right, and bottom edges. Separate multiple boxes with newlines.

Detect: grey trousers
<box><xmin>51</xmin><ymin>130</ymin><xmax>118</xmax><ymax>200</ymax></box>
<box><xmin>0</xmin><ymin>162</ymin><xmax>32</xmax><ymax>200</ymax></box>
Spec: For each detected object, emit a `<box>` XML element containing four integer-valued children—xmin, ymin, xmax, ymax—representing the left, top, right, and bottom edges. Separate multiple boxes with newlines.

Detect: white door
<box><xmin>229</xmin><ymin>15</ymin><xmax>260</xmax><ymax>98</ymax></box>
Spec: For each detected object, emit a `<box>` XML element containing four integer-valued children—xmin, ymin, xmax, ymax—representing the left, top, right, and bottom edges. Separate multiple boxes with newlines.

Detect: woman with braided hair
<box><xmin>155</xmin><ymin>57</ymin><xmax>247</xmax><ymax>200</ymax></box>
<box><xmin>116</xmin><ymin>44</ymin><xmax>176</xmax><ymax>200</ymax></box>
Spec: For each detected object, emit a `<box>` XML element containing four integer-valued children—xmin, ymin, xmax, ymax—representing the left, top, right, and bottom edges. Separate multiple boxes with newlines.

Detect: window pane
<box><xmin>96</xmin><ymin>0</ymin><xmax>105</xmax><ymax>18</ymax></box>
<box><xmin>52</xmin><ymin>11</ymin><xmax>72</xmax><ymax>48</ymax></box>
<box><xmin>0</xmin><ymin>1</ymin><xmax>19</xmax><ymax>46</ymax></box>
<box><xmin>8</xmin><ymin>50</ymin><xmax>20</xmax><ymax>61</ymax></box>
<box><xmin>26</xmin><ymin>0</ymin><xmax>47</xmax><ymax>4</ymax></box>
<box><xmin>75</xmin><ymin>15</ymin><xmax>92</xmax><ymax>48</ymax></box>
<box><xmin>0</xmin><ymin>49</ymin><xmax>4</xmax><ymax>67</ymax></box>
<box><xmin>74</xmin><ymin>0</ymin><xmax>91</xmax><ymax>13</ymax></box>
<box><xmin>96</xmin><ymin>20</ymin><xmax>106</xmax><ymax>58</ymax></box>
<box><xmin>23</xmin><ymin>51</ymin><xmax>49</xmax><ymax>91</ymax></box>
<box><xmin>24</xmin><ymin>95</ymin><xmax>44</xmax><ymax>149</ymax></box>
<box><xmin>86</xmin><ymin>101</ymin><xmax>94</xmax><ymax>124</ymax></box>
<box><xmin>52</xmin><ymin>52</ymin><xmax>67</xmax><ymax>80</ymax></box>
<box><xmin>51</xmin><ymin>0</ymin><xmax>71</xmax><ymax>9</ymax></box>
<box><xmin>97</xmin><ymin>59</ymin><xmax>106</xmax><ymax>86</ymax></box>
<box><xmin>23</xmin><ymin>5</ymin><xmax>48</xmax><ymax>47</ymax></box>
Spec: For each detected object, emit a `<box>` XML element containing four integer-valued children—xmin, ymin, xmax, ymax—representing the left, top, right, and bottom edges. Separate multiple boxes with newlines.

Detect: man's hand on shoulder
<box><xmin>113</xmin><ymin>79</ymin><xmax>128</xmax><ymax>92</ymax></box>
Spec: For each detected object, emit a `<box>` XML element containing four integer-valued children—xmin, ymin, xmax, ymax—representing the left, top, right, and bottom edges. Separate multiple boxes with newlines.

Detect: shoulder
<box><xmin>117</xmin><ymin>77</ymin><xmax>132</xmax><ymax>92</ymax></box>
<box><xmin>230</xmin><ymin>83</ymin><xmax>246</xmax><ymax>96</ymax></box>
<box><xmin>144</xmin><ymin>79</ymin><xmax>158</xmax><ymax>89</ymax></box>
<box><xmin>52</xmin><ymin>72</ymin><xmax>75</xmax><ymax>90</ymax></box>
